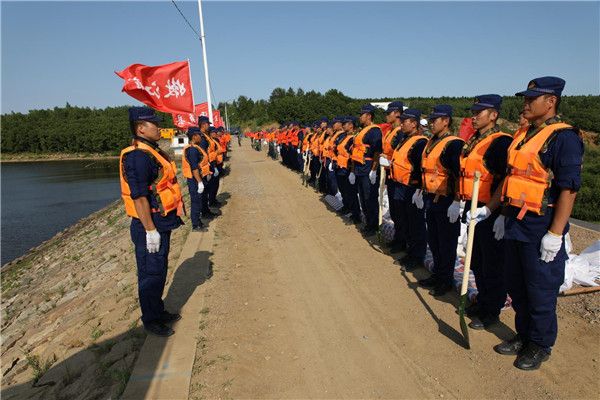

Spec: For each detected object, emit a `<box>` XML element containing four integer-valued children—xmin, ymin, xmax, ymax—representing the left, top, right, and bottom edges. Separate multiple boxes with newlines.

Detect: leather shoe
<box><xmin>202</xmin><ymin>211</ymin><xmax>217</xmax><ymax>218</ymax></box>
<box><xmin>389</xmin><ymin>243</ymin><xmax>407</xmax><ymax>253</ymax></box>
<box><xmin>394</xmin><ymin>254</ymin><xmax>412</xmax><ymax>265</ymax></box>
<box><xmin>192</xmin><ymin>225</ymin><xmax>208</xmax><ymax>232</ymax></box>
<box><xmin>209</xmin><ymin>200</ymin><xmax>223</xmax><ymax>207</ymax></box>
<box><xmin>350</xmin><ymin>215</ymin><xmax>362</xmax><ymax>224</ymax></box>
<box><xmin>418</xmin><ymin>275</ymin><xmax>439</xmax><ymax>288</ymax></box>
<box><xmin>361</xmin><ymin>225</ymin><xmax>377</xmax><ymax>235</ymax></box>
<box><xmin>144</xmin><ymin>321</ymin><xmax>174</xmax><ymax>337</ymax></box>
<box><xmin>455</xmin><ymin>302</ymin><xmax>481</xmax><ymax>317</ymax></box>
<box><xmin>430</xmin><ymin>281</ymin><xmax>453</xmax><ymax>296</ymax></box>
<box><xmin>160</xmin><ymin>310</ymin><xmax>182</xmax><ymax>324</ymax></box>
<box><xmin>468</xmin><ymin>312</ymin><xmax>499</xmax><ymax>330</ymax></box>
<box><xmin>514</xmin><ymin>342</ymin><xmax>550</xmax><ymax>371</ymax></box>
<box><xmin>495</xmin><ymin>334</ymin><xmax>526</xmax><ymax>355</ymax></box>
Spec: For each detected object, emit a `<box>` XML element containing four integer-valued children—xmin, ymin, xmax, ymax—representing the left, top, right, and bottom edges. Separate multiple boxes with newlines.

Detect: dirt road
<box><xmin>189</xmin><ymin>143</ymin><xmax>599</xmax><ymax>399</ymax></box>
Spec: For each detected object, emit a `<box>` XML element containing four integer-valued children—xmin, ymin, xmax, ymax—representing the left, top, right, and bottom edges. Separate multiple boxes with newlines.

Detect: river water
<box><xmin>1</xmin><ymin>159</ymin><xmax>121</xmax><ymax>266</ymax></box>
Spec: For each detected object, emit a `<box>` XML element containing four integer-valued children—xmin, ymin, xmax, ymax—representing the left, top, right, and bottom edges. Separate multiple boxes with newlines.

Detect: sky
<box><xmin>1</xmin><ymin>1</ymin><xmax>599</xmax><ymax>114</ymax></box>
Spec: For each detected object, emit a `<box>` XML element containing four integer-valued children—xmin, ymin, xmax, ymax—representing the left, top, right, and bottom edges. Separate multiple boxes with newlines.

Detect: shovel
<box><xmin>377</xmin><ymin>165</ymin><xmax>387</xmax><ymax>249</ymax></box>
<box><xmin>459</xmin><ymin>170</ymin><xmax>481</xmax><ymax>350</ymax></box>
<box><xmin>315</xmin><ymin>161</ymin><xmax>323</xmax><ymax>192</ymax></box>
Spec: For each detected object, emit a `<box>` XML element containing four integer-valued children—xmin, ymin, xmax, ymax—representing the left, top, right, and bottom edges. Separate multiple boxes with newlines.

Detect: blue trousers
<box><xmin>396</xmin><ymin>185</ymin><xmax>427</xmax><ymax>263</ymax></box>
<box><xmin>310</xmin><ymin>157</ymin><xmax>320</xmax><ymax>180</ymax></box>
<box><xmin>208</xmin><ymin>167</ymin><xmax>221</xmax><ymax>203</ymax></box>
<box><xmin>131</xmin><ymin>224</ymin><xmax>171</xmax><ymax>324</ymax></box>
<box><xmin>337</xmin><ymin>170</ymin><xmax>361</xmax><ymax>218</ymax></box>
<box><xmin>426</xmin><ymin>207</ymin><xmax>460</xmax><ymax>284</ymax></box>
<box><xmin>326</xmin><ymin>160</ymin><xmax>338</xmax><ymax>195</ymax></box>
<box><xmin>386</xmin><ymin>180</ymin><xmax>405</xmax><ymax>244</ymax></box>
<box><xmin>356</xmin><ymin>174</ymin><xmax>380</xmax><ymax>228</ymax></box>
<box><xmin>187</xmin><ymin>178</ymin><xmax>203</xmax><ymax>227</ymax></box>
<box><xmin>471</xmin><ymin>210</ymin><xmax>506</xmax><ymax>316</ymax></box>
<box><xmin>504</xmin><ymin>238</ymin><xmax>567</xmax><ymax>352</ymax></box>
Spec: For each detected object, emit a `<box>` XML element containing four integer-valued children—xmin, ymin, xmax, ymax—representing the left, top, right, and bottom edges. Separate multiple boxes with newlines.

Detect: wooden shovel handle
<box><xmin>561</xmin><ymin>286</ymin><xmax>600</xmax><ymax>296</ymax></box>
<box><xmin>461</xmin><ymin>171</ymin><xmax>481</xmax><ymax>297</ymax></box>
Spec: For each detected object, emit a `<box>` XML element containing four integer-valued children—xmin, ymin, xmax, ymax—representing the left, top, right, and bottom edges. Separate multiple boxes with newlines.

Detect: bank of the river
<box><xmin>1</xmin><ymin>153</ymin><xmax>120</xmax><ymax>163</ymax></box>
<box><xmin>0</xmin><ymin>173</ymin><xmax>193</xmax><ymax>399</ymax></box>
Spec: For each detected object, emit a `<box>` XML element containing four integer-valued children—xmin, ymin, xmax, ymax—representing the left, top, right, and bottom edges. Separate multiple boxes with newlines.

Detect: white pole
<box><xmin>225</xmin><ymin>102</ymin><xmax>229</xmax><ymax>131</ymax></box>
<box><xmin>197</xmin><ymin>0</ymin><xmax>213</xmax><ymax>123</ymax></box>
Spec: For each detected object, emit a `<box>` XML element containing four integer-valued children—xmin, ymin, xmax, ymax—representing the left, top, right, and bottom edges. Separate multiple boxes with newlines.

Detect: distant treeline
<box><xmin>217</xmin><ymin>88</ymin><xmax>600</xmax><ymax>137</ymax></box>
<box><xmin>1</xmin><ymin>104</ymin><xmax>173</xmax><ymax>154</ymax></box>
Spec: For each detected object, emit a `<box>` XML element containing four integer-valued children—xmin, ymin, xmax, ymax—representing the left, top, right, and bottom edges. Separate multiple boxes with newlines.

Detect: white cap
<box><xmin>420</xmin><ymin>119</ymin><xmax>428</xmax><ymax>127</ymax></box>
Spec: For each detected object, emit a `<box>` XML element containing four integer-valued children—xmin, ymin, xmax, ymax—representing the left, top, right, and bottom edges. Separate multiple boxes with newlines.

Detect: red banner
<box><xmin>212</xmin><ymin>110</ymin><xmax>224</xmax><ymax>128</ymax></box>
<box><xmin>172</xmin><ymin>112</ymin><xmax>197</xmax><ymax>130</ymax></box>
<box><xmin>459</xmin><ymin>117</ymin><xmax>476</xmax><ymax>141</ymax></box>
<box><xmin>194</xmin><ymin>102</ymin><xmax>209</xmax><ymax>119</ymax></box>
<box><xmin>116</xmin><ymin>61</ymin><xmax>194</xmax><ymax>114</ymax></box>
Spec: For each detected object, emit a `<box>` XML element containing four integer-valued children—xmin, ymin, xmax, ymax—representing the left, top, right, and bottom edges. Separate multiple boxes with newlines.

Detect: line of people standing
<box><xmin>255</xmin><ymin>76</ymin><xmax>584</xmax><ymax>371</ymax></box>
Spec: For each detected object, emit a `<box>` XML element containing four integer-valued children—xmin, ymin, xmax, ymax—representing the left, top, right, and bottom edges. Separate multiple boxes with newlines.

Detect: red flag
<box><xmin>459</xmin><ymin>117</ymin><xmax>476</xmax><ymax>141</ymax></box>
<box><xmin>194</xmin><ymin>102</ymin><xmax>209</xmax><ymax>118</ymax></box>
<box><xmin>212</xmin><ymin>110</ymin><xmax>224</xmax><ymax>128</ymax></box>
<box><xmin>172</xmin><ymin>112</ymin><xmax>197</xmax><ymax>129</ymax></box>
<box><xmin>116</xmin><ymin>61</ymin><xmax>194</xmax><ymax>114</ymax></box>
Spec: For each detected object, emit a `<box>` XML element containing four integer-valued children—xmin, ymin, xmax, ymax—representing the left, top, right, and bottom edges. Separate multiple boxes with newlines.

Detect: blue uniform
<box><xmin>337</xmin><ymin>135</ymin><xmax>361</xmax><ymax>219</ymax></box>
<box><xmin>385</xmin><ymin>129</ymin><xmax>405</xmax><ymax>245</ymax></box>
<box><xmin>184</xmin><ymin>145</ymin><xmax>206</xmax><ymax>227</ymax></box>
<box><xmin>124</xmin><ymin>139</ymin><xmax>182</xmax><ymax>325</ymax></box>
<box><xmin>504</xmin><ymin>120</ymin><xmax>583</xmax><ymax>353</ymax></box>
<box><xmin>394</xmin><ymin>136</ymin><xmax>428</xmax><ymax>263</ymax></box>
<box><xmin>463</xmin><ymin>131</ymin><xmax>512</xmax><ymax>317</ymax></box>
<box><xmin>424</xmin><ymin>137</ymin><xmax>463</xmax><ymax>285</ymax></box>
<box><xmin>355</xmin><ymin>126</ymin><xmax>383</xmax><ymax>228</ymax></box>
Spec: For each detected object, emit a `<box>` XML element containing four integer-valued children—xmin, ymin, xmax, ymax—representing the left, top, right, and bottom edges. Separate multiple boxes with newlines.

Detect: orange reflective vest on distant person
<box><xmin>502</xmin><ymin>122</ymin><xmax>571</xmax><ymax>219</ymax></box>
<box><xmin>182</xmin><ymin>143</ymin><xmax>211</xmax><ymax>178</ymax></box>
<box><xmin>351</xmin><ymin>124</ymin><xmax>377</xmax><ymax>164</ymax></box>
<box><xmin>422</xmin><ymin>134</ymin><xmax>463</xmax><ymax>199</ymax></box>
<box><xmin>120</xmin><ymin>140</ymin><xmax>183</xmax><ymax>218</ymax></box>
<box><xmin>391</xmin><ymin>134</ymin><xmax>427</xmax><ymax>186</ymax></box>
<box><xmin>458</xmin><ymin>131</ymin><xmax>512</xmax><ymax>203</ymax></box>
<box><xmin>336</xmin><ymin>134</ymin><xmax>354</xmax><ymax>169</ymax></box>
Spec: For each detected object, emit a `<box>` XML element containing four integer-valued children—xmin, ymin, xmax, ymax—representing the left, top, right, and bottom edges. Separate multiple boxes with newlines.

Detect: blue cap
<box><xmin>197</xmin><ymin>116</ymin><xmax>211</xmax><ymax>125</ymax></box>
<box><xmin>216</xmin><ymin>127</ymin><xmax>224</xmax><ymax>132</ymax></box>
<box><xmin>129</xmin><ymin>107</ymin><xmax>163</xmax><ymax>123</ymax></box>
<box><xmin>290</xmin><ymin>121</ymin><xmax>299</xmax><ymax>126</ymax></box>
<box><xmin>358</xmin><ymin>104</ymin><xmax>375</xmax><ymax>114</ymax></box>
<box><xmin>326</xmin><ymin>122</ymin><xmax>333</xmax><ymax>128</ymax></box>
<box><xmin>320</xmin><ymin>117</ymin><xmax>329</xmax><ymax>123</ymax></box>
<box><xmin>399</xmin><ymin>108</ymin><xmax>421</xmax><ymax>120</ymax></box>
<box><xmin>515</xmin><ymin>76</ymin><xmax>565</xmax><ymax>97</ymax></box>
<box><xmin>279</xmin><ymin>125</ymin><xmax>285</xmax><ymax>129</ymax></box>
<box><xmin>187</xmin><ymin>126</ymin><xmax>201</xmax><ymax>138</ymax></box>
<box><xmin>333</xmin><ymin>116</ymin><xmax>345</xmax><ymax>123</ymax></box>
<box><xmin>385</xmin><ymin>101</ymin><xmax>404</xmax><ymax>113</ymax></box>
<box><xmin>209</xmin><ymin>126</ymin><xmax>217</xmax><ymax>133</ymax></box>
<box><xmin>466</xmin><ymin>94</ymin><xmax>502</xmax><ymax>111</ymax></box>
<box><xmin>343</xmin><ymin>116</ymin><xmax>357</xmax><ymax>124</ymax></box>
<box><xmin>425</xmin><ymin>105</ymin><xmax>453</xmax><ymax>119</ymax></box>
<box><xmin>304</xmin><ymin>123</ymin><xmax>311</xmax><ymax>128</ymax></box>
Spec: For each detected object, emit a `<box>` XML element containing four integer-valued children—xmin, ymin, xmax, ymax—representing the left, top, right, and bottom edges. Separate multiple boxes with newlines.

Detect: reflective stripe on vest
<box><xmin>382</xmin><ymin>127</ymin><xmax>403</xmax><ymax>166</ymax></box>
<box><xmin>391</xmin><ymin>135</ymin><xmax>427</xmax><ymax>185</ymax></box>
<box><xmin>120</xmin><ymin>141</ymin><xmax>183</xmax><ymax>218</ymax></box>
<box><xmin>459</xmin><ymin>132</ymin><xmax>512</xmax><ymax>203</ymax></box>
<box><xmin>502</xmin><ymin>123</ymin><xmax>571</xmax><ymax>219</ymax></box>
<box><xmin>422</xmin><ymin>135</ymin><xmax>463</xmax><ymax>199</ymax></box>
<box><xmin>351</xmin><ymin>124</ymin><xmax>379</xmax><ymax>164</ymax></box>
<box><xmin>182</xmin><ymin>143</ymin><xmax>211</xmax><ymax>178</ymax></box>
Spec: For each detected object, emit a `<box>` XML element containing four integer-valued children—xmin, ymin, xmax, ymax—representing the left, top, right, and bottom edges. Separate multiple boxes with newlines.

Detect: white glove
<box><xmin>369</xmin><ymin>170</ymin><xmax>377</xmax><ymax>185</ymax></box>
<box><xmin>297</xmin><ymin>148</ymin><xmax>301</xmax><ymax>154</ymax></box>
<box><xmin>412</xmin><ymin>190</ymin><xmax>424</xmax><ymax>209</ymax></box>
<box><xmin>303</xmin><ymin>153</ymin><xmax>307</xmax><ymax>161</ymax></box>
<box><xmin>206</xmin><ymin>174</ymin><xmax>212</xmax><ymax>181</ymax></box>
<box><xmin>466</xmin><ymin>206</ymin><xmax>491</xmax><ymax>226</ymax></box>
<box><xmin>493</xmin><ymin>215</ymin><xmax>505</xmax><ymax>240</ymax></box>
<box><xmin>335</xmin><ymin>191</ymin><xmax>343</xmax><ymax>202</ymax></box>
<box><xmin>540</xmin><ymin>231</ymin><xmax>563</xmax><ymax>263</ymax></box>
<box><xmin>146</xmin><ymin>230</ymin><xmax>160</xmax><ymax>253</ymax></box>
<box><xmin>328</xmin><ymin>162</ymin><xmax>333</xmax><ymax>171</ymax></box>
<box><xmin>447</xmin><ymin>200</ymin><xmax>464</xmax><ymax>223</ymax></box>
<box><xmin>197</xmin><ymin>181</ymin><xmax>204</xmax><ymax>194</ymax></box>
<box><xmin>349</xmin><ymin>172</ymin><xmax>356</xmax><ymax>185</ymax></box>
<box><xmin>277</xmin><ymin>146</ymin><xmax>281</xmax><ymax>154</ymax></box>
<box><xmin>214</xmin><ymin>168</ymin><xmax>219</xmax><ymax>177</ymax></box>
<box><xmin>379</xmin><ymin>155</ymin><xmax>391</xmax><ymax>168</ymax></box>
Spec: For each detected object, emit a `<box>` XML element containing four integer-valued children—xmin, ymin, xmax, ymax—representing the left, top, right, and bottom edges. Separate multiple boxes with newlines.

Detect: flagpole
<box><xmin>197</xmin><ymin>0</ymin><xmax>213</xmax><ymax>123</ymax></box>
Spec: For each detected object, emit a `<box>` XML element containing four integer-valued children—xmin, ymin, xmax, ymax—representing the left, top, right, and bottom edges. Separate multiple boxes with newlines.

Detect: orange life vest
<box><xmin>458</xmin><ymin>131</ymin><xmax>512</xmax><ymax>203</ymax></box>
<box><xmin>215</xmin><ymin>140</ymin><xmax>224</xmax><ymax>164</ymax></box>
<box><xmin>120</xmin><ymin>140</ymin><xmax>183</xmax><ymax>218</ymax></box>
<box><xmin>290</xmin><ymin>130</ymin><xmax>300</xmax><ymax>147</ymax></box>
<box><xmin>322</xmin><ymin>135</ymin><xmax>333</xmax><ymax>160</ymax></box>
<box><xmin>326</xmin><ymin>130</ymin><xmax>345</xmax><ymax>162</ymax></box>
<box><xmin>302</xmin><ymin>133</ymin><xmax>313</xmax><ymax>152</ymax></box>
<box><xmin>391</xmin><ymin>134</ymin><xmax>427</xmax><ymax>186</ymax></box>
<box><xmin>502</xmin><ymin>122</ymin><xmax>571</xmax><ymax>219</ymax></box>
<box><xmin>351</xmin><ymin>124</ymin><xmax>380</xmax><ymax>164</ymax></box>
<box><xmin>382</xmin><ymin>126</ymin><xmax>403</xmax><ymax>166</ymax></box>
<box><xmin>422</xmin><ymin>134</ymin><xmax>463</xmax><ymax>199</ymax></box>
<box><xmin>182</xmin><ymin>143</ymin><xmax>211</xmax><ymax>178</ymax></box>
<box><xmin>310</xmin><ymin>132</ymin><xmax>321</xmax><ymax>156</ymax></box>
<box><xmin>203</xmin><ymin>134</ymin><xmax>218</xmax><ymax>162</ymax></box>
<box><xmin>336</xmin><ymin>134</ymin><xmax>354</xmax><ymax>169</ymax></box>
